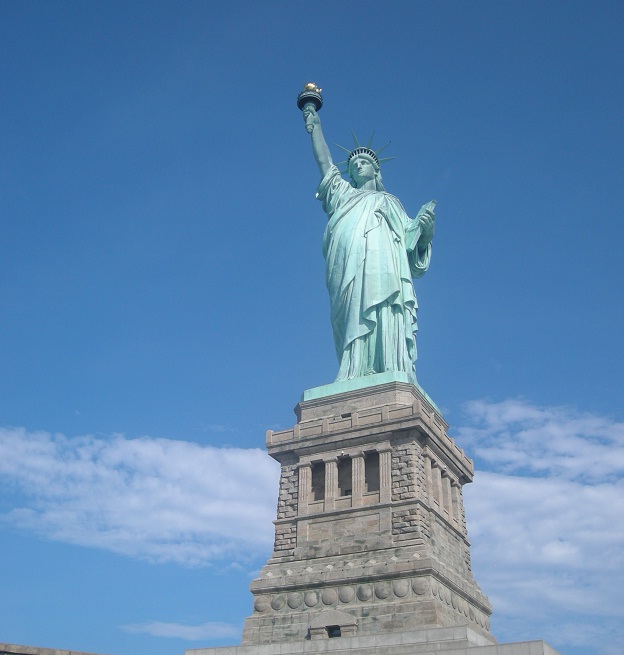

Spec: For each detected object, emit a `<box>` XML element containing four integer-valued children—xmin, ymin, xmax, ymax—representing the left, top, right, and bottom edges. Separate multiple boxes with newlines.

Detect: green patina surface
<box><xmin>301</xmin><ymin>371</ymin><xmax>441</xmax><ymax>414</ymax></box>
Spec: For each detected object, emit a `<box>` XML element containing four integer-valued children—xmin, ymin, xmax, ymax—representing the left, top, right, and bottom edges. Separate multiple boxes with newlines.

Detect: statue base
<box><xmin>301</xmin><ymin>372</ymin><xmax>441</xmax><ymax>413</ymax></box>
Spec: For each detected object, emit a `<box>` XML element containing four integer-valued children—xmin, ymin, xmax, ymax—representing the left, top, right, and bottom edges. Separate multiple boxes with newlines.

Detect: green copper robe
<box><xmin>317</xmin><ymin>165</ymin><xmax>431</xmax><ymax>383</ymax></box>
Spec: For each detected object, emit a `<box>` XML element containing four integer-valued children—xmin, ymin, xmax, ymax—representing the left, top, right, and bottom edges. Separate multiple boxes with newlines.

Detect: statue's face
<box><xmin>349</xmin><ymin>156</ymin><xmax>376</xmax><ymax>186</ymax></box>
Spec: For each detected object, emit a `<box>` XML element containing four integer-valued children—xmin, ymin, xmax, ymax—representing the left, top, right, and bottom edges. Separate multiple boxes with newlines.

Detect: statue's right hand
<box><xmin>303</xmin><ymin>105</ymin><xmax>320</xmax><ymax>134</ymax></box>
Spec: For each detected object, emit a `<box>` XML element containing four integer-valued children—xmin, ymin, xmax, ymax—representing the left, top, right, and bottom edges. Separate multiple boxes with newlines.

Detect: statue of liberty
<box><xmin>300</xmin><ymin>88</ymin><xmax>435</xmax><ymax>385</ymax></box>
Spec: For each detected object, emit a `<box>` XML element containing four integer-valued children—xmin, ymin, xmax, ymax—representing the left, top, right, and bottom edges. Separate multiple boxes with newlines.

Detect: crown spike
<box><xmin>375</xmin><ymin>141</ymin><xmax>392</xmax><ymax>155</ymax></box>
<box><xmin>334</xmin><ymin>143</ymin><xmax>352</xmax><ymax>154</ymax></box>
<box><xmin>351</xmin><ymin>130</ymin><xmax>361</xmax><ymax>147</ymax></box>
<box><xmin>378</xmin><ymin>156</ymin><xmax>396</xmax><ymax>164</ymax></box>
<box><xmin>366</xmin><ymin>131</ymin><xmax>375</xmax><ymax>148</ymax></box>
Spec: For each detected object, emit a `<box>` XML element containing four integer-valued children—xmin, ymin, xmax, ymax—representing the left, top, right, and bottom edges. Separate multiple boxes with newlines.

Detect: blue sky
<box><xmin>1</xmin><ymin>2</ymin><xmax>623</xmax><ymax>655</ymax></box>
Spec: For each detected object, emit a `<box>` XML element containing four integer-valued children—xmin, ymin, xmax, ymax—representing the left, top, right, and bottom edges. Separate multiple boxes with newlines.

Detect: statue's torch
<box><xmin>297</xmin><ymin>83</ymin><xmax>323</xmax><ymax>133</ymax></box>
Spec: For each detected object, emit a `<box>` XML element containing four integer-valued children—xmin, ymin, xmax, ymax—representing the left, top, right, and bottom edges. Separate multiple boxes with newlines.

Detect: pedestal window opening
<box><xmin>364</xmin><ymin>451</ymin><xmax>380</xmax><ymax>492</ymax></box>
<box><xmin>337</xmin><ymin>456</ymin><xmax>352</xmax><ymax>496</ymax></box>
<box><xmin>311</xmin><ymin>461</ymin><xmax>325</xmax><ymax>501</ymax></box>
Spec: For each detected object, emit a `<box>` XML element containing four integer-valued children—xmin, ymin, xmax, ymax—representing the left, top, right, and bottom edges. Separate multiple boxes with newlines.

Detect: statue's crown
<box><xmin>347</xmin><ymin>146</ymin><xmax>380</xmax><ymax>168</ymax></box>
<box><xmin>336</xmin><ymin>132</ymin><xmax>394</xmax><ymax>174</ymax></box>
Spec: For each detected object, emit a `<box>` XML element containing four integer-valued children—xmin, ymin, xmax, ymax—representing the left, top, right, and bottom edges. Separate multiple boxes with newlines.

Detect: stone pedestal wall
<box><xmin>242</xmin><ymin>382</ymin><xmax>492</xmax><ymax>646</ymax></box>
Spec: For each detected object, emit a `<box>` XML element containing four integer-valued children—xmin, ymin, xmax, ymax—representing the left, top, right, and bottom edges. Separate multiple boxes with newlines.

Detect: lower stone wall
<box><xmin>191</xmin><ymin>630</ymin><xmax>562</xmax><ymax>655</ymax></box>
<box><xmin>0</xmin><ymin>646</ymin><xmax>109</xmax><ymax>655</ymax></box>
<box><xmin>244</xmin><ymin>571</ymin><xmax>491</xmax><ymax>645</ymax></box>
<box><xmin>430</xmin><ymin>514</ymin><xmax>472</xmax><ymax>578</ymax></box>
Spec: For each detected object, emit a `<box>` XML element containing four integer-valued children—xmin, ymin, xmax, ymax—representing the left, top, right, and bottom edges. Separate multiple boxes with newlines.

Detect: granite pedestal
<box><xmin>187</xmin><ymin>380</ymin><xmax>561</xmax><ymax>654</ymax></box>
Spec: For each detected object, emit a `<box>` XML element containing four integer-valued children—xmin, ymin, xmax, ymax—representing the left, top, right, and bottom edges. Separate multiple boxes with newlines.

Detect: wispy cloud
<box><xmin>123</xmin><ymin>620</ymin><xmax>240</xmax><ymax>640</ymax></box>
<box><xmin>459</xmin><ymin>398</ymin><xmax>624</xmax><ymax>482</ymax></box>
<box><xmin>0</xmin><ymin>428</ymin><xmax>280</xmax><ymax>566</ymax></box>
<box><xmin>459</xmin><ymin>399</ymin><xmax>624</xmax><ymax>652</ymax></box>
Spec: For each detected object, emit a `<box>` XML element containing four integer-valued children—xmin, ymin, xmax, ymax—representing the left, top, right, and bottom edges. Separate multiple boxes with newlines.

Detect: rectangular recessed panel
<box><xmin>307</xmin><ymin>513</ymin><xmax>381</xmax><ymax>541</ymax></box>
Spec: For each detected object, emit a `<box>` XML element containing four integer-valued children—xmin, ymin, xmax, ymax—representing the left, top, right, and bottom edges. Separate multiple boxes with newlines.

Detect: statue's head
<box><xmin>337</xmin><ymin>136</ymin><xmax>392</xmax><ymax>191</ymax></box>
<box><xmin>347</xmin><ymin>147</ymin><xmax>383</xmax><ymax>190</ymax></box>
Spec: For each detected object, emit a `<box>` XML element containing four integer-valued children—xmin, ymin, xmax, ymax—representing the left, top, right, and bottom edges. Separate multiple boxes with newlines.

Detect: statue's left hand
<box><xmin>419</xmin><ymin>209</ymin><xmax>435</xmax><ymax>246</ymax></box>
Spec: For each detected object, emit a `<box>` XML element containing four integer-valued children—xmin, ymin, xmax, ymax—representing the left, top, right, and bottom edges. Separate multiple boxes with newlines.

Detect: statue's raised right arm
<box><xmin>303</xmin><ymin>105</ymin><xmax>332</xmax><ymax>178</ymax></box>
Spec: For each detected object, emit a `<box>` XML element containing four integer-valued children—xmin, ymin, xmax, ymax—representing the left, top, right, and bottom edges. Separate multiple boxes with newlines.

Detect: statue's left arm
<box><xmin>405</xmin><ymin>203</ymin><xmax>435</xmax><ymax>278</ymax></box>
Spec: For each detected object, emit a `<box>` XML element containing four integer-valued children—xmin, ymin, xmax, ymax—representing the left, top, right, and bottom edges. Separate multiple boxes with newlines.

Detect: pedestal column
<box><xmin>297</xmin><ymin>462</ymin><xmax>311</xmax><ymax>515</ymax></box>
<box><xmin>379</xmin><ymin>446</ymin><xmax>392</xmax><ymax>503</ymax></box>
<box><xmin>352</xmin><ymin>451</ymin><xmax>365</xmax><ymax>507</ymax></box>
<box><xmin>324</xmin><ymin>457</ymin><xmax>338</xmax><ymax>511</ymax></box>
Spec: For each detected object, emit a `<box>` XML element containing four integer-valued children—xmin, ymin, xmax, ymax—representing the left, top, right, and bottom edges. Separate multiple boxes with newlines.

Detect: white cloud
<box><xmin>459</xmin><ymin>399</ymin><xmax>624</xmax><ymax>653</ymax></box>
<box><xmin>122</xmin><ymin>620</ymin><xmax>240</xmax><ymax>640</ymax></box>
<box><xmin>459</xmin><ymin>398</ymin><xmax>624</xmax><ymax>482</ymax></box>
<box><xmin>0</xmin><ymin>427</ymin><xmax>280</xmax><ymax>566</ymax></box>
